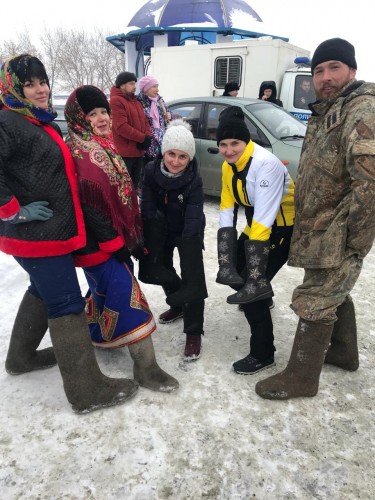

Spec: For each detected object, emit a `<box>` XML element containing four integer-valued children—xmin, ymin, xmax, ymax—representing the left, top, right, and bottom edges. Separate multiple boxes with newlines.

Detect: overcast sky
<box><xmin>1</xmin><ymin>0</ymin><xmax>373</xmax><ymax>81</ymax></box>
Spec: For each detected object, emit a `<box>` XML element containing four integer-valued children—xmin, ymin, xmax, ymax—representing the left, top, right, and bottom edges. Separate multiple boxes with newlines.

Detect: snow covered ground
<box><xmin>0</xmin><ymin>197</ymin><xmax>374</xmax><ymax>499</ymax></box>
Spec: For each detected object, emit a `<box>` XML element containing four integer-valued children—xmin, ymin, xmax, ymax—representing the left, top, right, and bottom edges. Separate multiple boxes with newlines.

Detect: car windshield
<box><xmin>246</xmin><ymin>102</ymin><xmax>306</xmax><ymax>140</ymax></box>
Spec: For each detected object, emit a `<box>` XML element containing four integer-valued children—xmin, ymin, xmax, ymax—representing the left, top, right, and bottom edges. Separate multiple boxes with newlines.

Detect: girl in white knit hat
<box><xmin>139</xmin><ymin>119</ymin><xmax>207</xmax><ymax>360</ymax></box>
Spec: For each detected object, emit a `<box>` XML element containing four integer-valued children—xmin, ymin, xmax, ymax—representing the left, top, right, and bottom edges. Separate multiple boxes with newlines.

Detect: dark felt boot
<box><xmin>216</xmin><ymin>227</ymin><xmax>244</xmax><ymax>286</ymax></box>
<box><xmin>227</xmin><ymin>240</ymin><xmax>273</xmax><ymax>305</ymax></box>
<box><xmin>255</xmin><ymin>319</ymin><xmax>333</xmax><ymax>400</ymax></box>
<box><xmin>325</xmin><ymin>296</ymin><xmax>359</xmax><ymax>371</ymax></box>
<box><xmin>128</xmin><ymin>335</ymin><xmax>179</xmax><ymax>392</ymax></box>
<box><xmin>5</xmin><ymin>291</ymin><xmax>56</xmax><ymax>375</ymax></box>
<box><xmin>49</xmin><ymin>312</ymin><xmax>139</xmax><ymax>413</ymax></box>
<box><xmin>138</xmin><ymin>217</ymin><xmax>179</xmax><ymax>285</ymax></box>
<box><xmin>166</xmin><ymin>236</ymin><xmax>208</xmax><ymax>307</ymax></box>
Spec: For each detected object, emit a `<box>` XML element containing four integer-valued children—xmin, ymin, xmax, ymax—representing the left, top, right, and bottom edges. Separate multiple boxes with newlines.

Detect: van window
<box><xmin>294</xmin><ymin>75</ymin><xmax>315</xmax><ymax>110</ymax></box>
<box><xmin>215</xmin><ymin>57</ymin><xmax>242</xmax><ymax>89</ymax></box>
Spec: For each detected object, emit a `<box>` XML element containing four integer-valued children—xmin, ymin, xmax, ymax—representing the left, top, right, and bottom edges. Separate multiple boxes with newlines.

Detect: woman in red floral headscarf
<box><xmin>65</xmin><ymin>85</ymin><xmax>178</xmax><ymax>393</ymax></box>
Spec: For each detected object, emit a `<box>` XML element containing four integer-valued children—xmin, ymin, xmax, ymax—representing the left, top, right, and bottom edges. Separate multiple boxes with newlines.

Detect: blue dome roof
<box><xmin>106</xmin><ymin>1</ymin><xmax>286</xmax><ymax>55</ymax></box>
<box><xmin>128</xmin><ymin>0</ymin><xmax>262</xmax><ymax>29</ymax></box>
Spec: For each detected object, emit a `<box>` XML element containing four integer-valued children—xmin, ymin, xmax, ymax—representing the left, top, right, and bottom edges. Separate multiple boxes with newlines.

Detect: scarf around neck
<box><xmin>64</xmin><ymin>88</ymin><xmax>143</xmax><ymax>251</ymax></box>
<box><xmin>148</xmin><ymin>95</ymin><xmax>160</xmax><ymax>129</ymax></box>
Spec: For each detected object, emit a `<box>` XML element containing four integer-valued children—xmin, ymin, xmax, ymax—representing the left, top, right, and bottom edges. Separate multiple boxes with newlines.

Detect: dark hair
<box><xmin>8</xmin><ymin>54</ymin><xmax>49</xmax><ymax>89</ymax></box>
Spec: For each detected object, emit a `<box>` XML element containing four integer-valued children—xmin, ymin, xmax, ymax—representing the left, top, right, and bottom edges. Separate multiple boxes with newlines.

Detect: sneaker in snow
<box><xmin>232</xmin><ymin>354</ymin><xmax>275</xmax><ymax>375</ymax></box>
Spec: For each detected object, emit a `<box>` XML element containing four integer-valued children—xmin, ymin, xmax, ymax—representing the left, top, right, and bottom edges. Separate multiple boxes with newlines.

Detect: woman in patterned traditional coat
<box><xmin>65</xmin><ymin>85</ymin><xmax>178</xmax><ymax>393</ymax></box>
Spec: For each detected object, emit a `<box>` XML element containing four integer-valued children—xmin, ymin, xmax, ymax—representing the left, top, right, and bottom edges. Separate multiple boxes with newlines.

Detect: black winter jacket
<box><xmin>258</xmin><ymin>80</ymin><xmax>283</xmax><ymax>108</ymax></box>
<box><xmin>0</xmin><ymin>110</ymin><xmax>85</xmax><ymax>257</ymax></box>
<box><xmin>141</xmin><ymin>157</ymin><xmax>205</xmax><ymax>247</ymax></box>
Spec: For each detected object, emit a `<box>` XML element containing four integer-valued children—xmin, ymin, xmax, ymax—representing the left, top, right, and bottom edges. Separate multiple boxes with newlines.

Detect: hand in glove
<box><xmin>10</xmin><ymin>201</ymin><xmax>53</xmax><ymax>224</ymax></box>
<box><xmin>131</xmin><ymin>245</ymin><xmax>148</xmax><ymax>260</ymax></box>
<box><xmin>136</xmin><ymin>135</ymin><xmax>152</xmax><ymax>150</ymax></box>
<box><xmin>113</xmin><ymin>246</ymin><xmax>131</xmax><ymax>262</ymax></box>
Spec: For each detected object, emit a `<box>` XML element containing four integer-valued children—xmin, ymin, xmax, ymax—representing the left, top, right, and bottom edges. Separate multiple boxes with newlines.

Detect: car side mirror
<box><xmin>207</xmin><ymin>147</ymin><xmax>219</xmax><ymax>154</ymax></box>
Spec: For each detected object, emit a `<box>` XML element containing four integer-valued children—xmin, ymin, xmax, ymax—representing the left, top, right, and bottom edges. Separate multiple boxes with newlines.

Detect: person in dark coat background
<box><xmin>258</xmin><ymin>80</ymin><xmax>283</xmax><ymax>107</ymax></box>
<box><xmin>139</xmin><ymin>119</ymin><xmax>207</xmax><ymax>360</ymax></box>
<box><xmin>0</xmin><ymin>54</ymin><xmax>137</xmax><ymax>414</ymax></box>
<box><xmin>223</xmin><ymin>81</ymin><xmax>240</xmax><ymax>97</ymax></box>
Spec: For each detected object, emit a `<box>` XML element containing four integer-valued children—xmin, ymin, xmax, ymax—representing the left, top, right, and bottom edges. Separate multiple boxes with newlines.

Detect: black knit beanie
<box><xmin>311</xmin><ymin>38</ymin><xmax>357</xmax><ymax>73</ymax></box>
<box><xmin>224</xmin><ymin>81</ymin><xmax>240</xmax><ymax>93</ymax></box>
<box><xmin>76</xmin><ymin>85</ymin><xmax>110</xmax><ymax>115</ymax></box>
<box><xmin>8</xmin><ymin>54</ymin><xmax>49</xmax><ymax>95</ymax></box>
<box><xmin>216</xmin><ymin>106</ymin><xmax>251</xmax><ymax>145</ymax></box>
<box><xmin>115</xmin><ymin>71</ymin><xmax>137</xmax><ymax>88</ymax></box>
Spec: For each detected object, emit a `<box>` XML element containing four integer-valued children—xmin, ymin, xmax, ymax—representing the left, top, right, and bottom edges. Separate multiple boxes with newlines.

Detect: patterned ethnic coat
<box><xmin>288</xmin><ymin>79</ymin><xmax>375</xmax><ymax>269</ymax></box>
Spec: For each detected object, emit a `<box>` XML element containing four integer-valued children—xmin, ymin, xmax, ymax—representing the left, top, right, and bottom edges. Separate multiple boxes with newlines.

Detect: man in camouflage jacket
<box><xmin>256</xmin><ymin>38</ymin><xmax>375</xmax><ymax>400</ymax></box>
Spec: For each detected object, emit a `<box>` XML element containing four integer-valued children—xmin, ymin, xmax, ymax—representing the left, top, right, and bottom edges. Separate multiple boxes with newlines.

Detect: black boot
<box><xmin>325</xmin><ymin>296</ymin><xmax>359</xmax><ymax>371</ymax></box>
<box><xmin>138</xmin><ymin>216</ymin><xmax>179</xmax><ymax>285</ymax></box>
<box><xmin>216</xmin><ymin>227</ymin><xmax>244</xmax><ymax>286</ymax></box>
<box><xmin>5</xmin><ymin>291</ymin><xmax>56</xmax><ymax>375</ymax></box>
<box><xmin>227</xmin><ymin>240</ymin><xmax>273</xmax><ymax>305</ymax></box>
<box><xmin>166</xmin><ymin>236</ymin><xmax>208</xmax><ymax>307</ymax></box>
<box><xmin>49</xmin><ymin>312</ymin><xmax>139</xmax><ymax>413</ymax></box>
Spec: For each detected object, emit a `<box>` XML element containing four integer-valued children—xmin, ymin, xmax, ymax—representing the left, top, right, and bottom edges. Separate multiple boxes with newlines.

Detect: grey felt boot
<box><xmin>325</xmin><ymin>296</ymin><xmax>359</xmax><ymax>371</ymax></box>
<box><xmin>49</xmin><ymin>312</ymin><xmax>139</xmax><ymax>413</ymax></box>
<box><xmin>227</xmin><ymin>239</ymin><xmax>273</xmax><ymax>305</ymax></box>
<box><xmin>216</xmin><ymin>227</ymin><xmax>244</xmax><ymax>287</ymax></box>
<box><xmin>128</xmin><ymin>335</ymin><xmax>179</xmax><ymax>392</ymax></box>
<box><xmin>5</xmin><ymin>291</ymin><xmax>56</xmax><ymax>375</ymax></box>
<box><xmin>255</xmin><ymin>319</ymin><xmax>333</xmax><ymax>400</ymax></box>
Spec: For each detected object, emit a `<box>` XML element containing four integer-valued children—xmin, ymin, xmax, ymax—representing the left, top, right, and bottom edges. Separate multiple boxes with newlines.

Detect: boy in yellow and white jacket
<box><xmin>216</xmin><ymin>106</ymin><xmax>295</xmax><ymax>375</ymax></box>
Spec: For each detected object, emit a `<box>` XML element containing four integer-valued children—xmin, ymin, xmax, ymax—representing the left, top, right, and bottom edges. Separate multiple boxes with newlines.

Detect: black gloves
<box><xmin>113</xmin><ymin>246</ymin><xmax>131</xmax><ymax>262</ymax></box>
<box><xmin>137</xmin><ymin>136</ymin><xmax>152</xmax><ymax>150</ymax></box>
<box><xmin>131</xmin><ymin>245</ymin><xmax>147</xmax><ymax>260</ymax></box>
<box><xmin>10</xmin><ymin>201</ymin><xmax>53</xmax><ymax>224</ymax></box>
<box><xmin>113</xmin><ymin>245</ymin><xmax>148</xmax><ymax>263</ymax></box>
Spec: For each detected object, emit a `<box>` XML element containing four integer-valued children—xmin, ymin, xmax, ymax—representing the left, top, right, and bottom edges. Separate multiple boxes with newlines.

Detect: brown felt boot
<box><xmin>5</xmin><ymin>291</ymin><xmax>56</xmax><ymax>375</ymax></box>
<box><xmin>255</xmin><ymin>319</ymin><xmax>333</xmax><ymax>400</ymax></box>
<box><xmin>128</xmin><ymin>335</ymin><xmax>179</xmax><ymax>392</ymax></box>
<box><xmin>49</xmin><ymin>312</ymin><xmax>139</xmax><ymax>413</ymax></box>
<box><xmin>325</xmin><ymin>296</ymin><xmax>359</xmax><ymax>371</ymax></box>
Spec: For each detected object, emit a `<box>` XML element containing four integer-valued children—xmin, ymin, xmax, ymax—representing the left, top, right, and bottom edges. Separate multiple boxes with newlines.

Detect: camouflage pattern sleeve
<box><xmin>344</xmin><ymin>94</ymin><xmax>375</xmax><ymax>258</ymax></box>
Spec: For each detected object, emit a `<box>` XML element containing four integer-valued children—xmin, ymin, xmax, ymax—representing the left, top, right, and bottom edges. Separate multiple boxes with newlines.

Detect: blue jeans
<box><xmin>14</xmin><ymin>254</ymin><xmax>85</xmax><ymax>318</ymax></box>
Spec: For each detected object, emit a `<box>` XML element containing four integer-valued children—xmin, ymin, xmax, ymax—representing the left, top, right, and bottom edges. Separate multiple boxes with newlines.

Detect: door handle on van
<box><xmin>207</xmin><ymin>147</ymin><xmax>219</xmax><ymax>154</ymax></box>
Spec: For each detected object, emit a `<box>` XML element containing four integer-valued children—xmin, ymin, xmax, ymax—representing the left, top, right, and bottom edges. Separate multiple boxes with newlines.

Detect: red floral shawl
<box><xmin>64</xmin><ymin>88</ymin><xmax>142</xmax><ymax>251</ymax></box>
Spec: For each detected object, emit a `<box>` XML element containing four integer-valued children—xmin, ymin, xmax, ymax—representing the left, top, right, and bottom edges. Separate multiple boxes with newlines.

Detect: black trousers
<box><xmin>162</xmin><ymin>245</ymin><xmax>204</xmax><ymax>336</ymax></box>
<box><xmin>121</xmin><ymin>156</ymin><xmax>143</xmax><ymax>190</ymax></box>
<box><xmin>239</xmin><ymin>226</ymin><xmax>293</xmax><ymax>360</ymax></box>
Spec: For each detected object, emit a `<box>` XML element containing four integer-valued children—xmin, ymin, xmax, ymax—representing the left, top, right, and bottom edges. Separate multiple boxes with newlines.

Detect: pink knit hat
<box><xmin>138</xmin><ymin>75</ymin><xmax>159</xmax><ymax>93</ymax></box>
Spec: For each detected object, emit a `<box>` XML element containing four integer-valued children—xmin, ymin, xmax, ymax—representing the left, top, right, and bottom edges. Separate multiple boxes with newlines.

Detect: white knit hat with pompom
<box><xmin>161</xmin><ymin>119</ymin><xmax>195</xmax><ymax>160</ymax></box>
